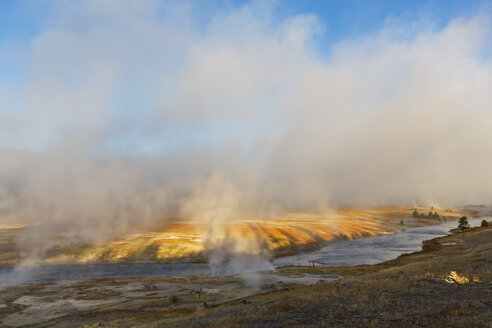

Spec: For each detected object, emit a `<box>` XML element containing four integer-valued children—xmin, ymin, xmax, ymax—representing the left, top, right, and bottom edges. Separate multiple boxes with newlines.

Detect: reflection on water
<box><xmin>0</xmin><ymin>262</ymin><xmax>212</xmax><ymax>288</ymax></box>
<box><xmin>273</xmin><ymin>218</ymin><xmax>485</xmax><ymax>267</ymax></box>
<box><xmin>0</xmin><ymin>218</ymin><xmax>485</xmax><ymax>287</ymax></box>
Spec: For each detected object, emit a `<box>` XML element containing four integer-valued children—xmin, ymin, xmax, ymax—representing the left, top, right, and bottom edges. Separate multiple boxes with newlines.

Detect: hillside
<box><xmin>0</xmin><ymin>206</ymin><xmax>475</xmax><ymax>266</ymax></box>
<box><xmin>166</xmin><ymin>222</ymin><xmax>492</xmax><ymax>327</ymax></box>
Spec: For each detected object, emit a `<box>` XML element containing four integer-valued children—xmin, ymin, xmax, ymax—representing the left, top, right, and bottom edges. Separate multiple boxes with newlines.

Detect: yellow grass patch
<box><xmin>1</xmin><ymin>205</ymin><xmax>477</xmax><ymax>265</ymax></box>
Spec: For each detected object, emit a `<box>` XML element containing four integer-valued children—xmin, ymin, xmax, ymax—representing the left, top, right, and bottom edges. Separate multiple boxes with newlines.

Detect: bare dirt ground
<box><xmin>0</xmin><ymin>220</ymin><xmax>490</xmax><ymax>327</ymax></box>
<box><xmin>0</xmin><ymin>270</ymin><xmax>337</xmax><ymax>327</ymax></box>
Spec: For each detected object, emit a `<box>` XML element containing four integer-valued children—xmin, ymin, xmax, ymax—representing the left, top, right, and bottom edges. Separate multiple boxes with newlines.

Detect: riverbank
<box><xmin>0</xmin><ymin>219</ymin><xmax>490</xmax><ymax>327</ymax></box>
<box><xmin>0</xmin><ymin>217</ymin><xmax>482</xmax><ymax>288</ymax></box>
<box><xmin>173</xmin><ymin>221</ymin><xmax>492</xmax><ymax>328</ymax></box>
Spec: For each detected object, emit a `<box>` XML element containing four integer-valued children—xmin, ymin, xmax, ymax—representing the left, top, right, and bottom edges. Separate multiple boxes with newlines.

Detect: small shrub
<box><xmin>169</xmin><ymin>295</ymin><xmax>179</xmax><ymax>304</ymax></box>
<box><xmin>195</xmin><ymin>287</ymin><xmax>203</xmax><ymax>299</ymax></box>
<box><xmin>481</xmin><ymin>220</ymin><xmax>488</xmax><ymax>227</ymax></box>
<box><xmin>141</xmin><ymin>281</ymin><xmax>157</xmax><ymax>290</ymax></box>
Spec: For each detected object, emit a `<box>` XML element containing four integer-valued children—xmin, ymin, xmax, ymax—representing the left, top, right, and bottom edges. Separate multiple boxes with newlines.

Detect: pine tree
<box><xmin>458</xmin><ymin>216</ymin><xmax>469</xmax><ymax>231</ymax></box>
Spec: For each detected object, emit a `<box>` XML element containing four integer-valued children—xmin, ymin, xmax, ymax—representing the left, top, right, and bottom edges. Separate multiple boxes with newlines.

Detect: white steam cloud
<box><xmin>1</xmin><ymin>1</ymin><xmax>492</xmax><ymax>263</ymax></box>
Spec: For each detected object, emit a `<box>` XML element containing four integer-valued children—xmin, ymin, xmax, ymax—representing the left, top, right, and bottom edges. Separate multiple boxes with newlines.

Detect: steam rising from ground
<box><xmin>181</xmin><ymin>173</ymin><xmax>273</xmax><ymax>286</ymax></box>
<box><xmin>1</xmin><ymin>1</ymin><xmax>492</xmax><ymax>269</ymax></box>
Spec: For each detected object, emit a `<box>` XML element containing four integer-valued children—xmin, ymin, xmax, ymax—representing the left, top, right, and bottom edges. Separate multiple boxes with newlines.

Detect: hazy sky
<box><xmin>1</xmin><ymin>0</ymin><xmax>492</xmax><ymax>235</ymax></box>
<box><xmin>0</xmin><ymin>0</ymin><xmax>489</xmax><ymax>153</ymax></box>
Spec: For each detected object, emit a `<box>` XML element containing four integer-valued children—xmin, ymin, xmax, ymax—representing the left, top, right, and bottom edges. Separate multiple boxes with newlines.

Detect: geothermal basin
<box><xmin>0</xmin><ymin>217</ymin><xmax>484</xmax><ymax>288</ymax></box>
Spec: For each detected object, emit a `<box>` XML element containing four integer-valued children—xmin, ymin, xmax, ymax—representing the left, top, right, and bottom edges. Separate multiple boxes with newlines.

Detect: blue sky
<box><xmin>0</xmin><ymin>0</ymin><xmax>491</xmax><ymax>153</ymax></box>
<box><xmin>2</xmin><ymin>1</ymin><xmax>492</xmax><ymax>206</ymax></box>
<box><xmin>281</xmin><ymin>0</ymin><xmax>487</xmax><ymax>42</ymax></box>
<box><xmin>0</xmin><ymin>0</ymin><xmax>488</xmax><ymax>43</ymax></box>
<box><xmin>0</xmin><ymin>0</ymin><xmax>488</xmax><ymax>87</ymax></box>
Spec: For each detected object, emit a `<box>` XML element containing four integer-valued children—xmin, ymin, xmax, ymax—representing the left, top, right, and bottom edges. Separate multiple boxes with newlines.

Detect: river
<box><xmin>273</xmin><ymin>217</ymin><xmax>485</xmax><ymax>267</ymax></box>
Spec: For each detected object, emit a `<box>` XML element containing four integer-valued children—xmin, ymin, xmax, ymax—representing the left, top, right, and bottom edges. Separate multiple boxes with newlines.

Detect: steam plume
<box><xmin>0</xmin><ymin>1</ymin><xmax>492</xmax><ymax>264</ymax></box>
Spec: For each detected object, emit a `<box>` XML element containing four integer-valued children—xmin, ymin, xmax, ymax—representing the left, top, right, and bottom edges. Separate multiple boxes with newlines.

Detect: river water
<box><xmin>273</xmin><ymin>217</ymin><xmax>484</xmax><ymax>267</ymax></box>
<box><xmin>0</xmin><ymin>218</ymin><xmax>485</xmax><ymax>287</ymax></box>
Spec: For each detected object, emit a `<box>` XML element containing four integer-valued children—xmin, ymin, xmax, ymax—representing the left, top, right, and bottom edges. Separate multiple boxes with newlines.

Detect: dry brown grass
<box><xmin>157</xmin><ymin>222</ymin><xmax>492</xmax><ymax>328</ymax></box>
<box><xmin>1</xmin><ymin>221</ymin><xmax>490</xmax><ymax>327</ymax></box>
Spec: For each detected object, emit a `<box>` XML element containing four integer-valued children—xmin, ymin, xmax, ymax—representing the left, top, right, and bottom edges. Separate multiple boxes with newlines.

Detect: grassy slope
<box><xmin>163</xmin><ymin>223</ymin><xmax>492</xmax><ymax>328</ymax></box>
<box><xmin>0</xmin><ymin>206</ymin><xmax>474</xmax><ymax>266</ymax></box>
<box><xmin>0</xmin><ymin>221</ymin><xmax>490</xmax><ymax>327</ymax></box>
